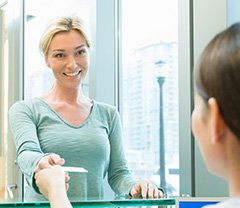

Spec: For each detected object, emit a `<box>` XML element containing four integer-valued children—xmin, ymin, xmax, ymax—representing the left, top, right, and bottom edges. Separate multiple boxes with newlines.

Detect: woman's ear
<box><xmin>45</xmin><ymin>57</ymin><xmax>50</xmax><ymax>68</ymax></box>
<box><xmin>208</xmin><ymin>97</ymin><xmax>227</xmax><ymax>144</ymax></box>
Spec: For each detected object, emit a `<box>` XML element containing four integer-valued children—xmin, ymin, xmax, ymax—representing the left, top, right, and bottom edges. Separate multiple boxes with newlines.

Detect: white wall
<box><xmin>193</xmin><ymin>0</ymin><xmax>228</xmax><ymax>197</ymax></box>
<box><xmin>228</xmin><ymin>0</ymin><xmax>240</xmax><ymax>25</ymax></box>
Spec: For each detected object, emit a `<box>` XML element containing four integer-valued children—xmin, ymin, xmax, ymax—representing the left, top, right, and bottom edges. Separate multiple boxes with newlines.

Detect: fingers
<box><xmin>65</xmin><ymin>183</ymin><xmax>69</xmax><ymax>191</ymax></box>
<box><xmin>34</xmin><ymin>158</ymin><xmax>51</xmax><ymax>173</ymax></box>
<box><xmin>158</xmin><ymin>189</ymin><xmax>164</xmax><ymax>198</ymax></box>
<box><xmin>130</xmin><ymin>190</ymin><xmax>138</xmax><ymax>198</ymax></box>
<box><xmin>140</xmin><ymin>182</ymin><xmax>148</xmax><ymax>198</ymax></box>
<box><xmin>35</xmin><ymin>154</ymin><xmax>65</xmax><ymax>174</ymax></box>
<box><xmin>49</xmin><ymin>154</ymin><xmax>65</xmax><ymax>166</ymax></box>
<box><xmin>65</xmin><ymin>175</ymin><xmax>70</xmax><ymax>191</ymax></box>
<box><xmin>130</xmin><ymin>186</ymin><xmax>140</xmax><ymax>198</ymax></box>
<box><xmin>131</xmin><ymin>180</ymin><xmax>164</xmax><ymax>199</ymax></box>
<box><xmin>146</xmin><ymin>184</ymin><xmax>163</xmax><ymax>198</ymax></box>
<box><xmin>153</xmin><ymin>186</ymin><xmax>161</xmax><ymax>198</ymax></box>
<box><xmin>146</xmin><ymin>183</ymin><xmax>154</xmax><ymax>199</ymax></box>
<box><xmin>65</xmin><ymin>174</ymin><xmax>70</xmax><ymax>182</ymax></box>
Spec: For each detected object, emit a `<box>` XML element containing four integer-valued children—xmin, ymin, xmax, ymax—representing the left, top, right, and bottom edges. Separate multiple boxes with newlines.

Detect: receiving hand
<box><xmin>35</xmin><ymin>165</ymin><xmax>70</xmax><ymax>199</ymax></box>
<box><xmin>130</xmin><ymin>179</ymin><xmax>164</xmax><ymax>199</ymax></box>
<box><xmin>35</xmin><ymin>153</ymin><xmax>65</xmax><ymax>173</ymax></box>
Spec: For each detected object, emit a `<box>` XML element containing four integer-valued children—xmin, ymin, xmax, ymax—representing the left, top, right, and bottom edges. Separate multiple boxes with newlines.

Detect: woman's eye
<box><xmin>54</xmin><ymin>53</ymin><xmax>64</xmax><ymax>58</ymax></box>
<box><xmin>76</xmin><ymin>49</ymin><xmax>87</xmax><ymax>56</ymax></box>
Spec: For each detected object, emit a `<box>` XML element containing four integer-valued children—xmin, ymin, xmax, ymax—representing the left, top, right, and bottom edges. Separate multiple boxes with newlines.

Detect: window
<box><xmin>120</xmin><ymin>0</ymin><xmax>179</xmax><ymax>196</ymax></box>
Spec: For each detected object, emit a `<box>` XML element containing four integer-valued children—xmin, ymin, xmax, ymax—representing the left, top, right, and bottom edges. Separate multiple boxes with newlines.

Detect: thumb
<box><xmin>130</xmin><ymin>187</ymin><xmax>139</xmax><ymax>198</ymax></box>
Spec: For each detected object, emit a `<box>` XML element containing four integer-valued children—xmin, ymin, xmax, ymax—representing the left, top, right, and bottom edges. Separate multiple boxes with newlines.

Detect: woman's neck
<box><xmin>41</xmin><ymin>85</ymin><xmax>89</xmax><ymax>105</ymax></box>
<box><xmin>228</xmin><ymin>170</ymin><xmax>240</xmax><ymax>197</ymax></box>
<box><xmin>226</xmin><ymin>135</ymin><xmax>240</xmax><ymax>197</ymax></box>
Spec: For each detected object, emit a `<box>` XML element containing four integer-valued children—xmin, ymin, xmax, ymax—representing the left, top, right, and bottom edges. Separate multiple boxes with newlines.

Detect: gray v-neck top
<box><xmin>9</xmin><ymin>98</ymin><xmax>136</xmax><ymax>201</ymax></box>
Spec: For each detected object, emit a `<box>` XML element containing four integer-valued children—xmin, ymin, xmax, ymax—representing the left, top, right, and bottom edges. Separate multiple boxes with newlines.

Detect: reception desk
<box><xmin>0</xmin><ymin>198</ymin><xmax>175</xmax><ymax>207</ymax></box>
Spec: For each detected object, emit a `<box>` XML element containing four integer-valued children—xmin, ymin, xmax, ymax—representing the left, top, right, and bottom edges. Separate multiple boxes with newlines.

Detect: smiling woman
<box><xmin>8</xmin><ymin>15</ymin><xmax>163</xmax><ymax>202</ymax></box>
<box><xmin>43</xmin><ymin>30</ymin><xmax>90</xmax><ymax>91</ymax></box>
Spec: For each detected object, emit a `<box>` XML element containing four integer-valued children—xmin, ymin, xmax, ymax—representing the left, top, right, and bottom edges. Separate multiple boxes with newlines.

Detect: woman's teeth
<box><xmin>64</xmin><ymin>71</ymin><xmax>80</xmax><ymax>76</ymax></box>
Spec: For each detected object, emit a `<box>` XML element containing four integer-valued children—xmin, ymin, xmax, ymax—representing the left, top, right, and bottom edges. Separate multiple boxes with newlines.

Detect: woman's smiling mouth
<box><xmin>63</xmin><ymin>71</ymin><xmax>81</xmax><ymax>77</ymax></box>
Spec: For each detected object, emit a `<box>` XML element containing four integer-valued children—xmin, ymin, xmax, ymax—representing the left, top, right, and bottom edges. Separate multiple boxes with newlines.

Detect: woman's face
<box><xmin>46</xmin><ymin>29</ymin><xmax>89</xmax><ymax>89</ymax></box>
<box><xmin>191</xmin><ymin>92</ymin><xmax>223</xmax><ymax>176</ymax></box>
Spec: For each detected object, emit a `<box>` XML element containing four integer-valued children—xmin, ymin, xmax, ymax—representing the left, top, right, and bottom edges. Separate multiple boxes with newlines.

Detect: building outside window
<box><xmin>120</xmin><ymin>0</ymin><xmax>179</xmax><ymax>196</ymax></box>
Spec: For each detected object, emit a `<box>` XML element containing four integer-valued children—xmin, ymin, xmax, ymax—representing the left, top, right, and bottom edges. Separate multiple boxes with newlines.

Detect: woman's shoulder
<box><xmin>92</xmin><ymin>100</ymin><xmax>119</xmax><ymax>121</ymax></box>
<box><xmin>9</xmin><ymin>98</ymin><xmax>44</xmax><ymax>114</ymax></box>
<box><xmin>10</xmin><ymin>97</ymin><xmax>41</xmax><ymax>108</ymax></box>
<box><xmin>93</xmin><ymin>100</ymin><xmax>118</xmax><ymax>113</ymax></box>
<box><xmin>204</xmin><ymin>198</ymin><xmax>240</xmax><ymax>208</ymax></box>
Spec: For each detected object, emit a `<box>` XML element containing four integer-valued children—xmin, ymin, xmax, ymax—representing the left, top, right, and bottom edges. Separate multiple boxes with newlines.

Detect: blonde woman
<box><xmin>9</xmin><ymin>15</ymin><xmax>163</xmax><ymax>201</ymax></box>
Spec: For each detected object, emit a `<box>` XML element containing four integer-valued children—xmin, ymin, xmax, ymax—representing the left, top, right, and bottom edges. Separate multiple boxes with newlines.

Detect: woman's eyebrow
<box><xmin>51</xmin><ymin>45</ymin><xmax>87</xmax><ymax>52</ymax></box>
<box><xmin>75</xmin><ymin>44</ymin><xmax>87</xmax><ymax>50</ymax></box>
<box><xmin>52</xmin><ymin>49</ymin><xmax>65</xmax><ymax>52</ymax></box>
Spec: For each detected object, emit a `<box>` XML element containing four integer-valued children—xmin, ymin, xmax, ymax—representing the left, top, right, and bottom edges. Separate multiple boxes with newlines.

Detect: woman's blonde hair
<box><xmin>39</xmin><ymin>15</ymin><xmax>91</xmax><ymax>57</ymax></box>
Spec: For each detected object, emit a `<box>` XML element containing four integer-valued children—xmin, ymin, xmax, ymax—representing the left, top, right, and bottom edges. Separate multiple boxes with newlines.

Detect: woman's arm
<box><xmin>107</xmin><ymin>109</ymin><xmax>137</xmax><ymax>194</ymax></box>
<box><xmin>9</xmin><ymin>101</ymin><xmax>45</xmax><ymax>184</ymax></box>
<box><xmin>107</xmin><ymin>109</ymin><xmax>163</xmax><ymax>198</ymax></box>
<box><xmin>9</xmin><ymin>101</ymin><xmax>64</xmax><ymax>192</ymax></box>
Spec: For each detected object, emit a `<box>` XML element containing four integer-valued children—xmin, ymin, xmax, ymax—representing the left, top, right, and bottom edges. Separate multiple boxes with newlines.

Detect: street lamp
<box><xmin>155</xmin><ymin>60</ymin><xmax>166</xmax><ymax>191</ymax></box>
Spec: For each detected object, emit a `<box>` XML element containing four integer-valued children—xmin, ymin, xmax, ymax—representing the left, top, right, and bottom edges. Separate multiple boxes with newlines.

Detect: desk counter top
<box><xmin>0</xmin><ymin>198</ymin><xmax>175</xmax><ymax>207</ymax></box>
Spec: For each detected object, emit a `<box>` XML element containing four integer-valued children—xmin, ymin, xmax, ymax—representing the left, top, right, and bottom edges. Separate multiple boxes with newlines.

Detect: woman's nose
<box><xmin>66</xmin><ymin>56</ymin><xmax>77</xmax><ymax>69</ymax></box>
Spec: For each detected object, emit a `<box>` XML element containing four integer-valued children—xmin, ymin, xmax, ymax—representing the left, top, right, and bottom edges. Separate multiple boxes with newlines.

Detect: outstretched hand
<box><xmin>35</xmin><ymin>165</ymin><xmax>72</xmax><ymax>208</ymax></box>
<box><xmin>35</xmin><ymin>165</ymin><xmax>70</xmax><ymax>199</ymax></box>
<box><xmin>130</xmin><ymin>179</ymin><xmax>164</xmax><ymax>199</ymax></box>
<box><xmin>35</xmin><ymin>153</ymin><xmax>65</xmax><ymax>174</ymax></box>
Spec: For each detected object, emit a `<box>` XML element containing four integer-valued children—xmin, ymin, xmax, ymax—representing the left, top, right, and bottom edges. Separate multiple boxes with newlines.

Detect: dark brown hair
<box><xmin>194</xmin><ymin>22</ymin><xmax>240</xmax><ymax>137</ymax></box>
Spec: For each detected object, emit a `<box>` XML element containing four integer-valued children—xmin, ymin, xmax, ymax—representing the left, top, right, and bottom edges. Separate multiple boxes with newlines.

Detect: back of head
<box><xmin>39</xmin><ymin>15</ymin><xmax>91</xmax><ymax>57</ymax></box>
<box><xmin>194</xmin><ymin>22</ymin><xmax>240</xmax><ymax>138</ymax></box>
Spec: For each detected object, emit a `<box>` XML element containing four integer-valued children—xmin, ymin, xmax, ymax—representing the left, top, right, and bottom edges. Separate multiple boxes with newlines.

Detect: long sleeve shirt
<box><xmin>9</xmin><ymin>98</ymin><xmax>137</xmax><ymax>201</ymax></box>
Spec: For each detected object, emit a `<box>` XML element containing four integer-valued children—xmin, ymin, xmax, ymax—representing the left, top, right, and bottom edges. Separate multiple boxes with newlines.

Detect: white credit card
<box><xmin>62</xmin><ymin>166</ymin><xmax>88</xmax><ymax>173</ymax></box>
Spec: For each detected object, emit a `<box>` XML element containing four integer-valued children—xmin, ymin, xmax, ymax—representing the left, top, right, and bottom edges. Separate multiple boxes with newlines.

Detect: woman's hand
<box><xmin>35</xmin><ymin>165</ymin><xmax>72</xmax><ymax>208</ymax></box>
<box><xmin>35</xmin><ymin>153</ymin><xmax>65</xmax><ymax>174</ymax></box>
<box><xmin>130</xmin><ymin>179</ymin><xmax>164</xmax><ymax>199</ymax></box>
<box><xmin>35</xmin><ymin>165</ymin><xmax>69</xmax><ymax>198</ymax></box>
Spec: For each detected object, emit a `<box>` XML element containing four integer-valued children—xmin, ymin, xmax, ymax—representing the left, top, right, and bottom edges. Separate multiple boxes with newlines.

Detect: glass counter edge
<box><xmin>0</xmin><ymin>198</ymin><xmax>176</xmax><ymax>206</ymax></box>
